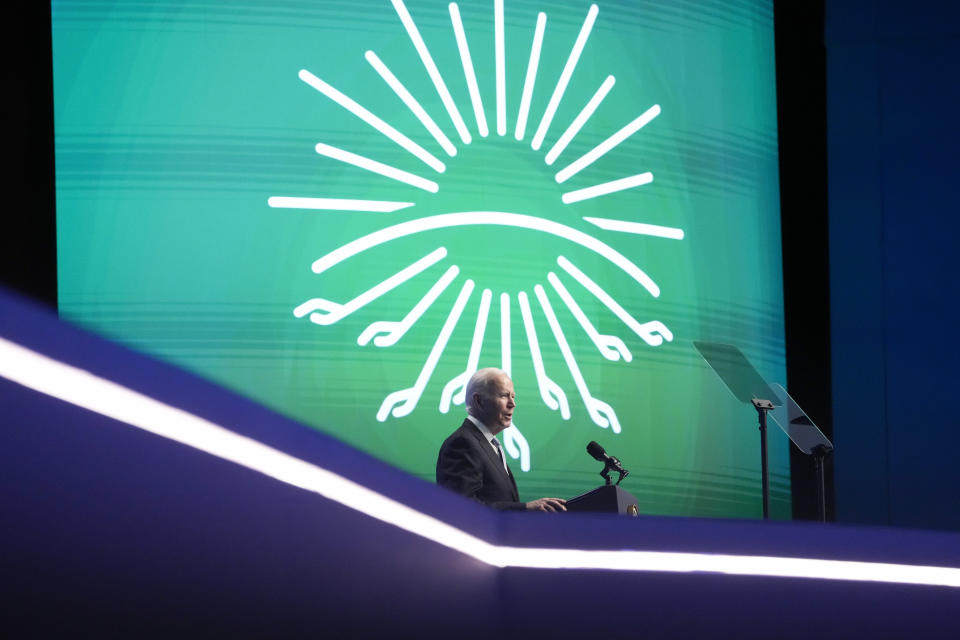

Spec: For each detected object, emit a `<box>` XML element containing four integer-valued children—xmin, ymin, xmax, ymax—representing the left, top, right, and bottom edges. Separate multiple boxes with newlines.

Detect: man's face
<box><xmin>475</xmin><ymin>374</ymin><xmax>516</xmax><ymax>433</ymax></box>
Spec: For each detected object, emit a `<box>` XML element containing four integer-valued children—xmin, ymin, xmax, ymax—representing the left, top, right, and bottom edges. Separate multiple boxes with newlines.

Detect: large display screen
<box><xmin>53</xmin><ymin>0</ymin><xmax>788</xmax><ymax>518</ymax></box>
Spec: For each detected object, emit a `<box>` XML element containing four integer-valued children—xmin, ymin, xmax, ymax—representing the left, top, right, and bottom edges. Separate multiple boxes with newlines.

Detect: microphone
<box><xmin>586</xmin><ymin>441</ymin><xmax>629</xmax><ymax>483</ymax></box>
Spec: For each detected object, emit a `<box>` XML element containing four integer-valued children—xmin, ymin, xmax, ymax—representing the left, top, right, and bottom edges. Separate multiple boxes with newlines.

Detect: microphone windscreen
<box><xmin>586</xmin><ymin>441</ymin><xmax>605</xmax><ymax>461</ymax></box>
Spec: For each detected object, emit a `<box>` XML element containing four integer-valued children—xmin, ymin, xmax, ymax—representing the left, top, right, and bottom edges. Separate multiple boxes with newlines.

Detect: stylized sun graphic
<box><xmin>268</xmin><ymin>0</ymin><xmax>684</xmax><ymax>472</ymax></box>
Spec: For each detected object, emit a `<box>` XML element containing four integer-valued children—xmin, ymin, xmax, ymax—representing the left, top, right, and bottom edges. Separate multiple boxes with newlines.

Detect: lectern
<box><xmin>566</xmin><ymin>486</ymin><xmax>639</xmax><ymax>516</ymax></box>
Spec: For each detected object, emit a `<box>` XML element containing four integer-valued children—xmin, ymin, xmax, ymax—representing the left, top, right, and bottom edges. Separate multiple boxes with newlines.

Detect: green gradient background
<box><xmin>53</xmin><ymin>0</ymin><xmax>789</xmax><ymax>518</ymax></box>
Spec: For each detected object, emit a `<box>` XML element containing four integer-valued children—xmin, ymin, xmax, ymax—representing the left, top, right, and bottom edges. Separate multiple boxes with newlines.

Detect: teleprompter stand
<box><xmin>768</xmin><ymin>383</ymin><xmax>834</xmax><ymax>522</ymax></box>
<box><xmin>694</xmin><ymin>341</ymin><xmax>782</xmax><ymax>520</ymax></box>
<box><xmin>694</xmin><ymin>342</ymin><xmax>834</xmax><ymax>522</ymax></box>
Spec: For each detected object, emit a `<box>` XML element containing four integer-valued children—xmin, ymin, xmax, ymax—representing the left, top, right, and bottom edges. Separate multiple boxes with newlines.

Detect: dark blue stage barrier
<box><xmin>2</xmin><ymin>287</ymin><xmax>958</xmax><ymax>638</ymax></box>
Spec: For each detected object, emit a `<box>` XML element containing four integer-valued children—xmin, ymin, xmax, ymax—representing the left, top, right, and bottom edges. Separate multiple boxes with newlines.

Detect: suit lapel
<box><xmin>505</xmin><ymin>455</ymin><xmax>518</xmax><ymax>501</ymax></box>
<box><xmin>464</xmin><ymin>420</ymin><xmax>503</xmax><ymax>471</ymax></box>
<box><xmin>463</xmin><ymin>420</ymin><xmax>517</xmax><ymax>499</ymax></box>
<box><xmin>497</xmin><ymin>441</ymin><xmax>518</xmax><ymax>501</ymax></box>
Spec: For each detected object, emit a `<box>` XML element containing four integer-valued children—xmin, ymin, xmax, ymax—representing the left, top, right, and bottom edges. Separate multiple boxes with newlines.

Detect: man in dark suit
<box><xmin>436</xmin><ymin>368</ymin><xmax>566</xmax><ymax>512</ymax></box>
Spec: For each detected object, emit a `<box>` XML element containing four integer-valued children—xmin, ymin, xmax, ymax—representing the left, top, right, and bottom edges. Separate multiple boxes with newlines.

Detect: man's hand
<box><xmin>525</xmin><ymin>497</ymin><xmax>567</xmax><ymax>512</ymax></box>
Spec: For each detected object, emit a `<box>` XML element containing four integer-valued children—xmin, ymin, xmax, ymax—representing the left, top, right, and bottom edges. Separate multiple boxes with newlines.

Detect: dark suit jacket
<box><xmin>436</xmin><ymin>419</ymin><xmax>525</xmax><ymax>510</ymax></box>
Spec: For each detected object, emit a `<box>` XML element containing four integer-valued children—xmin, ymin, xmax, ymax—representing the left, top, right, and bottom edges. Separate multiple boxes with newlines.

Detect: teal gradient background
<box><xmin>53</xmin><ymin>0</ymin><xmax>788</xmax><ymax>518</ymax></box>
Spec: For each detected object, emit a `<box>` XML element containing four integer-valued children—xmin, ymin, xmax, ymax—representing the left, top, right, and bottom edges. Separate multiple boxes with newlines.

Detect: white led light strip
<box><xmin>1</xmin><ymin>335</ymin><xmax>958</xmax><ymax>588</ymax></box>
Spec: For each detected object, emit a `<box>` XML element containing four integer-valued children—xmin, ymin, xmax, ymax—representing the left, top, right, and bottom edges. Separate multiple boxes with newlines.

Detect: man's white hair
<box><xmin>465</xmin><ymin>367</ymin><xmax>509</xmax><ymax>414</ymax></box>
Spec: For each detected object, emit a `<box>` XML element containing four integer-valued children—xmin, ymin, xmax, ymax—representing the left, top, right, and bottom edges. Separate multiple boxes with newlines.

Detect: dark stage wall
<box><xmin>826</xmin><ymin>0</ymin><xmax>960</xmax><ymax>531</ymax></box>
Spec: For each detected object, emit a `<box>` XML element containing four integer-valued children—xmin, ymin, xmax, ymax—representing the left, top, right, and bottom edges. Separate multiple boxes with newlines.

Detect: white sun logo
<box><xmin>268</xmin><ymin>0</ymin><xmax>683</xmax><ymax>472</ymax></box>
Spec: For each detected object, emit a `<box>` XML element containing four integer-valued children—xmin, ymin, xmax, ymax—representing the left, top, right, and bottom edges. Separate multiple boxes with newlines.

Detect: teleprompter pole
<box><xmin>752</xmin><ymin>398</ymin><xmax>775</xmax><ymax>520</ymax></box>
<box><xmin>812</xmin><ymin>444</ymin><xmax>830</xmax><ymax>522</ymax></box>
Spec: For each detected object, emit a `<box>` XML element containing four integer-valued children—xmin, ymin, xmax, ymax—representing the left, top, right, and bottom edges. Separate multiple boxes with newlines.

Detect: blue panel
<box><xmin>879</xmin><ymin>38</ymin><xmax>960</xmax><ymax>530</ymax></box>
<box><xmin>825</xmin><ymin>0</ymin><xmax>877</xmax><ymax>44</ymax></box>
<box><xmin>826</xmin><ymin>38</ymin><xmax>890</xmax><ymax>525</ymax></box>
<box><xmin>875</xmin><ymin>1</ymin><xmax>960</xmax><ymax>38</ymax></box>
<box><xmin>827</xmin><ymin>0</ymin><xmax>960</xmax><ymax>531</ymax></box>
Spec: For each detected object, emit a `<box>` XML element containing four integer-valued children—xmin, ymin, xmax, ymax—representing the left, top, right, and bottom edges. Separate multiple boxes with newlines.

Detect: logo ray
<box><xmin>377</xmin><ymin>279</ymin><xmax>475</xmax><ymax>421</ymax></box>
